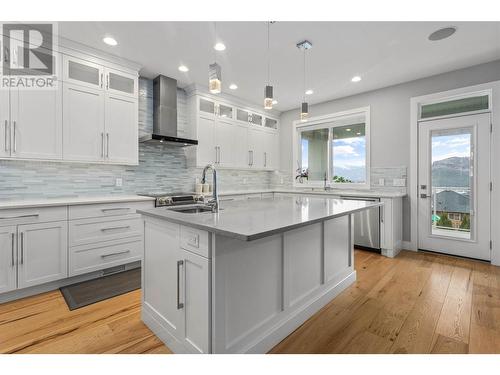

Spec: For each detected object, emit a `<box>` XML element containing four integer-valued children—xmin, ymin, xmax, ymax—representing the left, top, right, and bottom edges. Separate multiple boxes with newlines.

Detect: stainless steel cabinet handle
<box><xmin>100</xmin><ymin>73</ymin><xmax>103</xmax><ymax>88</ymax></box>
<box><xmin>20</xmin><ymin>232</ymin><xmax>24</xmax><ymax>265</ymax></box>
<box><xmin>248</xmin><ymin>151</ymin><xmax>252</xmax><ymax>166</ymax></box>
<box><xmin>4</xmin><ymin>47</ymin><xmax>9</xmax><ymax>62</ymax></box>
<box><xmin>101</xmin><ymin>250</ymin><xmax>130</xmax><ymax>258</ymax></box>
<box><xmin>214</xmin><ymin>146</ymin><xmax>218</xmax><ymax>164</ymax></box>
<box><xmin>420</xmin><ymin>194</ymin><xmax>431</xmax><ymax>199</ymax></box>
<box><xmin>101</xmin><ymin>132</ymin><xmax>105</xmax><ymax>157</ymax></box>
<box><xmin>106</xmin><ymin>74</ymin><xmax>109</xmax><ymax>90</ymax></box>
<box><xmin>0</xmin><ymin>214</ymin><xmax>39</xmax><ymax>220</ymax></box>
<box><xmin>251</xmin><ymin>150</ymin><xmax>254</xmax><ymax>166</ymax></box>
<box><xmin>12</xmin><ymin>121</ymin><xmax>16</xmax><ymax>153</ymax></box>
<box><xmin>11</xmin><ymin>233</ymin><xmax>15</xmax><ymax>267</ymax></box>
<box><xmin>218</xmin><ymin>146</ymin><xmax>221</xmax><ymax>165</ymax></box>
<box><xmin>264</xmin><ymin>152</ymin><xmax>267</xmax><ymax>167</ymax></box>
<box><xmin>101</xmin><ymin>208</ymin><xmax>129</xmax><ymax>212</ymax></box>
<box><xmin>101</xmin><ymin>225</ymin><xmax>130</xmax><ymax>232</ymax></box>
<box><xmin>177</xmin><ymin>260</ymin><xmax>184</xmax><ymax>309</ymax></box>
<box><xmin>4</xmin><ymin>120</ymin><xmax>8</xmax><ymax>152</ymax></box>
<box><xmin>106</xmin><ymin>133</ymin><xmax>110</xmax><ymax>158</ymax></box>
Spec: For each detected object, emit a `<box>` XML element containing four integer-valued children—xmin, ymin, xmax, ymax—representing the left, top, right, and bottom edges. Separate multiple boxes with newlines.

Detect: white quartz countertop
<box><xmin>138</xmin><ymin>195</ymin><xmax>383</xmax><ymax>241</ymax></box>
<box><xmin>217</xmin><ymin>188</ymin><xmax>406</xmax><ymax>198</ymax></box>
<box><xmin>0</xmin><ymin>195</ymin><xmax>155</xmax><ymax>209</ymax></box>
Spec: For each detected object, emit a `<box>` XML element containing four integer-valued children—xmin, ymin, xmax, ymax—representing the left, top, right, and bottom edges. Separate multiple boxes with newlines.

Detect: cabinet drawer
<box><xmin>180</xmin><ymin>225</ymin><xmax>210</xmax><ymax>258</ymax></box>
<box><xmin>0</xmin><ymin>206</ymin><xmax>67</xmax><ymax>226</ymax></box>
<box><xmin>69</xmin><ymin>238</ymin><xmax>143</xmax><ymax>276</ymax></box>
<box><xmin>69</xmin><ymin>201</ymin><xmax>153</xmax><ymax>220</ymax></box>
<box><xmin>69</xmin><ymin>214</ymin><xmax>143</xmax><ymax>247</ymax></box>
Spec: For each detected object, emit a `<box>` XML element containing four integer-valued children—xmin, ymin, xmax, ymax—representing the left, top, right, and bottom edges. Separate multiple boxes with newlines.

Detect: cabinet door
<box><xmin>232</xmin><ymin>122</ymin><xmax>249</xmax><ymax>168</ymax></box>
<box><xmin>105</xmin><ymin>68</ymin><xmax>138</xmax><ymax>98</ymax></box>
<box><xmin>0</xmin><ymin>226</ymin><xmax>17</xmax><ymax>294</ymax></box>
<box><xmin>215</xmin><ymin>119</ymin><xmax>236</xmax><ymax>167</ymax></box>
<box><xmin>197</xmin><ymin>116</ymin><xmax>216</xmax><ymax>166</ymax></box>
<box><xmin>263</xmin><ymin>132</ymin><xmax>279</xmax><ymax>170</ymax></box>
<box><xmin>218</xmin><ymin>103</ymin><xmax>233</xmax><ymax>119</ymax></box>
<box><xmin>179</xmin><ymin>249</ymin><xmax>210</xmax><ymax>353</ymax></box>
<box><xmin>248</xmin><ymin>128</ymin><xmax>264</xmax><ymax>168</ymax></box>
<box><xmin>63</xmin><ymin>83</ymin><xmax>105</xmax><ymax>162</ymax></box>
<box><xmin>199</xmin><ymin>98</ymin><xmax>216</xmax><ymax>118</ymax></box>
<box><xmin>143</xmin><ymin>220</ymin><xmax>184</xmax><ymax>339</ymax></box>
<box><xmin>10</xmin><ymin>86</ymin><xmax>62</xmax><ymax>160</ymax></box>
<box><xmin>0</xmin><ymin>90</ymin><xmax>10</xmax><ymax>158</ymax></box>
<box><xmin>63</xmin><ymin>55</ymin><xmax>104</xmax><ymax>90</ymax></box>
<box><xmin>17</xmin><ymin>221</ymin><xmax>68</xmax><ymax>289</ymax></box>
<box><xmin>104</xmin><ymin>93</ymin><xmax>138</xmax><ymax>164</ymax></box>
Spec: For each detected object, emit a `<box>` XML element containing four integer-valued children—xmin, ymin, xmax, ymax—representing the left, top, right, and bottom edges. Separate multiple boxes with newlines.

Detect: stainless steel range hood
<box><xmin>139</xmin><ymin>75</ymin><xmax>198</xmax><ymax>146</ymax></box>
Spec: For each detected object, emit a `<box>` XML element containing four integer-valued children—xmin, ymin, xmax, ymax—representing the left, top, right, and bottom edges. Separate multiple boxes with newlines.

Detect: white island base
<box><xmin>141</xmin><ymin>213</ymin><xmax>356</xmax><ymax>354</ymax></box>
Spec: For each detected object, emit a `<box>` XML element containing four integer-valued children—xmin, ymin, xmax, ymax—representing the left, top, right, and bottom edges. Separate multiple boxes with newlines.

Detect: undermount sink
<box><xmin>167</xmin><ymin>204</ymin><xmax>214</xmax><ymax>214</ymax></box>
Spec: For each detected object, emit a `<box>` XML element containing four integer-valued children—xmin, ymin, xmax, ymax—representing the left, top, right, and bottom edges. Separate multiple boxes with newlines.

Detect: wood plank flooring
<box><xmin>0</xmin><ymin>249</ymin><xmax>498</xmax><ymax>354</ymax></box>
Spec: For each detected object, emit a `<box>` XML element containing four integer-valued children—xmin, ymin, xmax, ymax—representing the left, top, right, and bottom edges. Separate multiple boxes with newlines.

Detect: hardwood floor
<box><xmin>0</xmin><ymin>249</ymin><xmax>498</xmax><ymax>354</ymax></box>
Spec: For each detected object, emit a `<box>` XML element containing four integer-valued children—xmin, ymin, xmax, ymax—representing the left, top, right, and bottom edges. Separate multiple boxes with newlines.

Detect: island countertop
<box><xmin>138</xmin><ymin>195</ymin><xmax>382</xmax><ymax>241</ymax></box>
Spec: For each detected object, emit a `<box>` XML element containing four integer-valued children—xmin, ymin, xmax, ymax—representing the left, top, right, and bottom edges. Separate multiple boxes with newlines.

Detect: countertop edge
<box><xmin>215</xmin><ymin>189</ymin><xmax>407</xmax><ymax>199</ymax></box>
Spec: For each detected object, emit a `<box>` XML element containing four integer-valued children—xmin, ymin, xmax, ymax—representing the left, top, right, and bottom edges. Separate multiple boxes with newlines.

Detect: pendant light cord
<box><xmin>214</xmin><ymin>21</ymin><xmax>217</xmax><ymax>63</ymax></box>
<box><xmin>303</xmin><ymin>49</ymin><xmax>306</xmax><ymax>102</ymax></box>
<box><xmin>267</xmin><ymin>21</ymin><xmax>270</xmax><ymax>85</ymax></box>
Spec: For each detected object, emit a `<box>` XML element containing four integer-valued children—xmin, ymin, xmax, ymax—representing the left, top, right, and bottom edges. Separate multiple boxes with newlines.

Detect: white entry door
<box><xmin>418</xmin><ymin>113</ymin><xmax>491</xmax><ymax>260</ymax></box>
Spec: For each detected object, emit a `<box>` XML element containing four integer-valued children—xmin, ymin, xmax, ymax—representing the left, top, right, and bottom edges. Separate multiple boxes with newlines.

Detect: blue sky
<box><xmin>431</xmin><ymin>133</ymin><xmax>470</xmax><ymax>162</ymax></box>
<box><xmin>332</xmin><ymin>137</ymin><xmax>366</xmax><ymax>169</ymax></box>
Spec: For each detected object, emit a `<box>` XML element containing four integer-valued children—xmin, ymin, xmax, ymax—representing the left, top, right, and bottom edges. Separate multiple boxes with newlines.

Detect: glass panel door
<box><xmin>108</xmin><ymin>72</ymin><xmax>135</xmax><ymax>95</ymax></box>
<box><xmin>264</xmin><ymin>118</ymin><xmax>278</xmax><ymax>129</ymax></box>
<box><xmin>430</xmin><ymin>128</ymin><xmax>473</xmax><ymax>239</ymax></box>
<box><xmin>218</xmin><ymin>103</ymin><xmax>233</xmax><ymax>118</ymax></box>
<box><xmin>236</xmin><ymin>109</ymin><xmax>250</xmax><ymax>122</ymax></box>
<box><xmin>250</xmin><ymin>113</ymin><xmax>262</xmax><ymax>126</ymax></box>
<box><xmin>199</xmin><ymin>98</ymin><xmax>215</xmax><ymax>116</ymax></box>
<box><xmin>66</xmin><ymin>58</ymin><xmax>102</xmax><ymax>88</ymax></box>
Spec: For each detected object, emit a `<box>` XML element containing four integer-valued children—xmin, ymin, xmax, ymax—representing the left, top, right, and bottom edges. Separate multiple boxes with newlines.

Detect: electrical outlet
<box><xmin>115</xmin><ymin>178</ymin><xmax>123</xmax><ymax>187</ymax></box>
<box><xmin>243</xmin><ymin>178</ymin><xmax>247</xmax><ymax>185</ymax></box>
<box><xmin>280</xmin><ymin>178</ymin><xmax>284</xmax><ymax>184</ymax></box>
<box><xmin>378</xmin><ymin>178</ymin><xmax>385</xmax><ymax>186</ymax></box>
<box><xmin>393</xmin><ymin>178</ymin><xmax>406</xmax><ymax>187</ymax></box>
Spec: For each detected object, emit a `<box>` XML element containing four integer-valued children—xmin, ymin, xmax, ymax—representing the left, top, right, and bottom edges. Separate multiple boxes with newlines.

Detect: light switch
<box><xmin>115</xmin><ymin>178</ymin><xmax>123</xmax><ymax>187</ymax></box>
<box><xmin>378</xmin><ymin>178</ymin><xmax>385</xmax><ymax>186</ymax></box>
<box><xmin>393</xmin><ymin>178</ymin><xmax>406</xmax><ymax>187</ymax></box>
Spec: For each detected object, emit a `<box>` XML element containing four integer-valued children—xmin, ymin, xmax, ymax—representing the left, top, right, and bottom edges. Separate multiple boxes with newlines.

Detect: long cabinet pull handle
<box><xmin>0</xmin><ymin>214</ymin><xmax>39</xmax><ymax>220</ymax></box>
<box><xmin>215</xmin><ymin>146</ymin><xmax>218</xmax><ymax>164</ymax></box>
<box><xmin>4</xmin><ymin>120</ymin><xmax>8</xmax><ymax>152</ymax></box>
<box><xmin>11</xmin><ymin>233</ymin><xmax>15</xmax><ymax>267</ymax></box>
<box><xmin>106</xmin><ymin>133</ymin><xmax>110</xmax><ymax>158</ymax></box>
<box><xmin>101</xmin><ymin>250</ymin><xmax>130</xmax><ymax>258</ymax></box>
<box><xmin>20</xmin><ymin>232</ymin><xmax>24</xmax><ymax>265</ymax></box>
<box><xmin>12</xmin><ymin>121</ymin><xmax>16</xmax><ymax>153</ymax></box>
<box><xmin>177</xmin><ymin>260</ymin><xmax>184</xmax><ymax>309</ymax></box>
<box><xmin>101</xmin><ymin>225</ymin><xmax>130</xmax><ymax>232</ymax></box>
<box><xmin>264</xmin><ymin>152</ymin><xmax>267</xmax><ymax>167</ymax></box>
<box><xmin>100</xmin><ymin>73</ymin><xmax>103</xmax><ymax>88</ymax></box>
<box><xmin>4</xmin><ymin>47</ymin><xmax>9</xmax><ymax>63</ymax></box>
<box><xmin>101</xmin><ymin>208</ymin><xmax>129</xmax><ymax>212</ymax></box>
<box><xmin>101</xmin><ymin>132</ymin><xmax>105</xmax><ymax>157</ymax></box>
<box><xmin>106</xmin><ymin>74</ymin><xmax>109</xmax><ymax>90</ymax></box>
<box><xmin>218</xmin><ymin>146</ymin><xmax>221</xmax><ymax>164</ymax></box>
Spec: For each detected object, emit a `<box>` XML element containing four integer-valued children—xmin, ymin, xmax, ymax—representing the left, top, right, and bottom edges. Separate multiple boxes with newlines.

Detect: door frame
<box><xmin>410</xmin><ymin>81</ymin><xmax>500</xmax><ymax>265</ymax></box>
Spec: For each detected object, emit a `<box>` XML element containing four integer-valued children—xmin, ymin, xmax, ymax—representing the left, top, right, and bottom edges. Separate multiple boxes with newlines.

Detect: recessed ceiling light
<box><xmin>272</xmin><ymin>100</ymin><xmax>278</xmax><ymax>105</ymax></box>
<box><xmin>356</xmin><ymin>132</ymin><xmax>361</xmax><ymax>135</ymax></box>
<box><xmin>305</xmin><ymin>89</ymin><xmax>314</xmax><ymax>95</ymax></box>
<box><xmin>102</xmin><ymin>36</ymin><xmax>118</xmax><ymax>46</ymax></box>
<box><xmin>351</xmin><ymin>76</ymin><xmax>361</xmax><ymax>83</ymax></box>
<box><xmin>214</xmin><ymin>42</ymin><xmax>226</xmax><ymax>51</ymax></box>
<box><xmin>428</xmin><ymin>26</ymin><xmax>457</xmax><ymax>41</ymax></box>
<box><xmin>346</xmin><ymin>128</ymin><xmax>351</xmax><ymax>132</ymax></box>
<box><xmin>178</xmin><ymin>65</ymin><xmax>189</xmax><ymax>72</ymax></box>
<box><xmin>229</xmin><ymin>83</ymin><xmax>238</xmax><ymax>90</ymax></box>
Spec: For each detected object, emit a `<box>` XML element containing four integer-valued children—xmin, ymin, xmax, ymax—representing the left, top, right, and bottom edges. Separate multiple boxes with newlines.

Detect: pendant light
<box><xmin>264</xmin><ymin>21</ymin><xmax>274</xmax><ymax>109</ymax></box>
<box><xmin>209</xmin><ymin>22</ymin><xmax>222</xmax><ymax>94</ymax></box>
<box><xmin>297</xmin><ymin>40</ymin><xmax>312</xmax><ymax>121</ymax></box>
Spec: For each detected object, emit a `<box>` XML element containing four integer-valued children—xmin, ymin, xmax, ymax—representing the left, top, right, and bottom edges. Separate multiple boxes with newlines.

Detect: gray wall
<box><xmin>279</xmin><ymin>59</ymin><xmax>500</xmax><ymax>242</ymax></box>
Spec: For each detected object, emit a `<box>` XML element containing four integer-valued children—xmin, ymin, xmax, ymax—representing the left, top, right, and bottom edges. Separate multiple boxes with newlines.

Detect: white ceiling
<box><xmin>58</xmin><ymin>21</ymin><xmax>500</xmax><ymax>112</ymax></box>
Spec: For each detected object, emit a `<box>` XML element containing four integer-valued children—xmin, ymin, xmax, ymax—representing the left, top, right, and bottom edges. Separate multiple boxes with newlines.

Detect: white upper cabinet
<box><xmin>63</xmin><ymin>56</ymin><xmax>104</xmax><ymax>90</ymax></box>
<box><xmin>0</xmin><ymin>90</ymin><xmax>9</xmax><ymax>158</ymax></box>
<box><xmin>187</xmin><ymin>92</ymin><xmax>279</xmax><ymax>171</ymax></box>
<box><xmin>104</xmin><ymin>93</ymin><xmax>138</xmax><ymax>164</ymax></box>
<box><xmin>105</xmin><ymin>68</ymin><xmax>138</xmax><ymax>98</ymax></box>
<box><xmin>63</xmin><ymin>84</ymin><xmax>106</xmax><ymax>162</ymax></box>
<box><xmin>10</xmin><ymin>87</ymin><xmax>63</xmax><ymax>160</ymax></box>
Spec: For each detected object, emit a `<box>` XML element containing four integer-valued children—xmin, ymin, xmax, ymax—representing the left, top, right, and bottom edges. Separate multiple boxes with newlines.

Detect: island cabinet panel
<box><xmin>284</xmin><ymin>223</ymin><xmax>323</xmax><ymax>307</ymax></box>
<box><xmin>323</xmin><ymin>216</ymin><xmax>351</xmax><ymax>283</ymax></box>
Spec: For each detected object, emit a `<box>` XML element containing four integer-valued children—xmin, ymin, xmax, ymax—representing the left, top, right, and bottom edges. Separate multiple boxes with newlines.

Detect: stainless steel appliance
<box><xmin>340</xmin><ymin>196</ymin><xmax>381</xmax><ymax>251</ymax></box>
<box><xmin>138</xmin><ymin>192</ymin><xmax>205</xmax><ymax>208</ymax></box>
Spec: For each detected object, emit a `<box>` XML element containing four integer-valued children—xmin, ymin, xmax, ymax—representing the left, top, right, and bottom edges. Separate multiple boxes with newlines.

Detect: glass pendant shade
<box><xmin>209</xmin><ymin>62</ymin><xmax>222</xmax><ymax>94</ymax></box>
<box><xmin>300</xmin><ymin>102</ymin><xmax>309</xmax><ymax>121</ymax></box>
<box><xmin>264</xmin><ymin>85</ymin><xmax>273</xmax><ymax>109</ymax></box>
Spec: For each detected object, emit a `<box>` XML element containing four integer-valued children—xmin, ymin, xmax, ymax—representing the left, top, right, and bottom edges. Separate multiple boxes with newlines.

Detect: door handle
<box><xmin>4</xmin><ymin>120</ymin><xmax>8</xmax><ymax>152</ymax></box>
<box><xmin>20</xmin><ymin>232</ymin><xmax>24</xmax><ymax>265</ymax></box>
<box><xmin>420</xmin><ymin>194</ymin><xmax>431</xmax><ymax>199</ymax></box>
<box><xmin>177</xmin><ymin>260</ymin><xmax>184</xmax><ymax>309</ymax></box>
<box><xmin>106</xmin><ymin>133</ymin><xmax>110</xmax><ymax>158</ymax></box>
<box><xmin>12</xmin><ymin>121</ymin><xmax>16</xmax><ymax>153</ymax></box>
<box><xmin>11</xmin><ymin>233</ymin><xmax>15</xmax><ymax>267</ymax></box>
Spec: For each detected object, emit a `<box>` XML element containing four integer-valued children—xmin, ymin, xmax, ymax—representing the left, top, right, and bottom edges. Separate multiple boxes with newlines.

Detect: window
<box><xmin>295</xmin><ymin>107</ymin><xmax>370</xmax><ymax>187</ymax></box>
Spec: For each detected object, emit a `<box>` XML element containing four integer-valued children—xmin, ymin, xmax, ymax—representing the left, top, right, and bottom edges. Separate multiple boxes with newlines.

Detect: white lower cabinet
<box><xmin>17</xmin><ymin>221</ymin><xmax>68</xmax><ymax>289</ymax></box>
<box><xmin>143</xmin><ymin>219</ymin><xmax>210</xmax><ymax>353</ymax></box>
<box><xmin>0</xmin><ymin>226</ymin><xmax>16</xmax><ymax>294</ymax></box>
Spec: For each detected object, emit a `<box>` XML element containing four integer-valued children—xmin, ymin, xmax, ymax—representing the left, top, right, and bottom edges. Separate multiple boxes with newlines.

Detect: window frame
<box><xmin>292</xmin><ymin>106</ymin><xmax>371</xmax><ymax>189</ymax></box>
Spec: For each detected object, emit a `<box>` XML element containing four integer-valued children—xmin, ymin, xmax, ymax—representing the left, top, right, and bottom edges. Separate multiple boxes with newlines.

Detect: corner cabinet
<box><xmin>186</xmin><ymin>91</ymin><xmax>280</xmax><ymax>171</ymax></box>
<box><xmin>62</xmin><ymin>56</ymin><xmax>138</xmax><ymax>165</ymax></box>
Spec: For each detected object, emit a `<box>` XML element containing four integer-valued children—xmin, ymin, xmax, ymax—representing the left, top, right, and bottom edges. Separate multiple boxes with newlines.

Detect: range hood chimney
<box><xmin>139</xmin><ymin>75</ymin><xmax>198</xmax><ymax>146</ymax></box>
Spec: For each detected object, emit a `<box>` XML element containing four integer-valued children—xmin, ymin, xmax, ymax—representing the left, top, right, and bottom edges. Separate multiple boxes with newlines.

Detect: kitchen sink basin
<box><xmin>167</xmin><ymin>205</ymin><xmax>214</xmax><ymax>214</ymax></box>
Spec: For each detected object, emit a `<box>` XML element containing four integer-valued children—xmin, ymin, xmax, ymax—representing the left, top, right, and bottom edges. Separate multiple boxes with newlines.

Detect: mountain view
<box><xmin>432</xmin><ymin>156</ymin><xmax>470</xmax><ymax>187</ymax></box>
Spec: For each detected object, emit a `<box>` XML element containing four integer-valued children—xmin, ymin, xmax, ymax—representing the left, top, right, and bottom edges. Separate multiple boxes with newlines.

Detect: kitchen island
<box><xmin>138</xmin><ymin>195</ymin><xmax>381</xmax><ymax>354</ymax></box>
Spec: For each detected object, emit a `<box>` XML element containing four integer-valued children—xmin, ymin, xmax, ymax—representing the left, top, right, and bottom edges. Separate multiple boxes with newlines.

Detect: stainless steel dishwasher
<box><xmin>340</xmin><ymin>196</ymin><xmax>381</xmax><ymax>251</ymax></box>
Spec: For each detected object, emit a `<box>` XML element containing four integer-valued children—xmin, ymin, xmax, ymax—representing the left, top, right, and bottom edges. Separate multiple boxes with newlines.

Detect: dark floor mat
<box><xmin>60</xmin><ymin>268</ymin><xmax>141</xmax><ymax>310</ymax></box>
